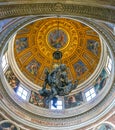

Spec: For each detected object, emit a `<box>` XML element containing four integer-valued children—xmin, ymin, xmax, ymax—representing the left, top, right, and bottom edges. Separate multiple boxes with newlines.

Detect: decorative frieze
<box><xmin>0</xmin><ymin>3</ymin><xmax>114</xmax><ymax>23</ymax></box>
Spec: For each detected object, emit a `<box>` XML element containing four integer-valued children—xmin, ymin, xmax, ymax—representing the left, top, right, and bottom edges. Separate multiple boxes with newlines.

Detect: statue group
<box><xmin>39</xmin><ymin>64</ymin><xmax>78</xmax><ymax>106</ymax></box>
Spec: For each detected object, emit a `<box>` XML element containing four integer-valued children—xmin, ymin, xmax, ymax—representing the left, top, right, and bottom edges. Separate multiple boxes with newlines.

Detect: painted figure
<box><xmin>5</xmin><ymin>68</ymin><xmax>19</xmax><ymax>92</ymax></box>
<box><xmin>64</xmin><ymin>92</ymin><xmax>83</xmax><ymax>108</ymax></box>
<box><xmin>48</xmin><ymin>29</ymin><xmax>67</xmax><ymax>49</ymax></box>
<box><xmin>74</xmin><ymin>60</ymin><xmax>87</xmax><ymax>77</ymax></box>
<box><xmin>94</xmin><ymin>69</ymin><xmax>108</xmax><ymax>93</ymax></box>
<box><xmin>29</xmin><ymin>91</ymin><xmax>45</xmax><ymax>108</ymax></box>
<box><xmin>87</xmin><ymin>39</ymin><xmax>98</xmax><ymax>55</ymax></box>
<box><xmin>15</xmin><ymin>37</ymin><xmax>28</xmax><ymax>53</ymax></box>
<box><xmin>26</xmin><ymin>59</ymin><xmax>40</xmax><ymax>76</ymax></box>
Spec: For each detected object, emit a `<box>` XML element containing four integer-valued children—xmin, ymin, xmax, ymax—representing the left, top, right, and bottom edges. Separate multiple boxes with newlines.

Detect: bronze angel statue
<box><xmin>39</xmin><ymin>64</ymin><xmax>78</xmax><ymax>106</ymax></box>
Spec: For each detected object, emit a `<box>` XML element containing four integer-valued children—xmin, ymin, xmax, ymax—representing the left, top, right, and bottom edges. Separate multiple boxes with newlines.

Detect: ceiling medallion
<box><xmin>48</xmin><ymin>29</ymin><xmax>68</xmax><ymax>49</ymax></box>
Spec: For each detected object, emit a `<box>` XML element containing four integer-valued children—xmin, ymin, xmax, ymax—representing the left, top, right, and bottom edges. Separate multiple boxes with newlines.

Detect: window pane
<box><xmin>2</xmin><ymin>55</ymin><xmax>6</xmax><ymax>68</ymax></box>
<box><xmin>57</xmin><ymin>101</ymin><xmax>62</xmax><ymax>105</ymax></box>
<box><xmin>16</xmin><ymin>85</ymin><xmax>28</xmax><ymax>101</ymax></box>
<box><xmin>51</xmin><ymin>104</ymin><xmax>57</xmax><ymax>110</ymax></box>
<box><xmin>23</xmin><ymin>90</ymin><xmax>27</xmax><ymax>96</ymax></box>
<box><xmin>90</xmin><ymin>88</ymin><xmax>95</xmax><ymax>94</ymax></box>
<box><xmin>21</xmin><ymin>95</ymin><xmax>26</xmax><ymax>100</ymax></box>
<box><xmin>91</xmin><ymin>93</ymin><xmax>96</xmax><ymax>98</ymax></box>
<box><xmin>108</xmin><ymin>62</ymin><xmax>112</xmax><ymax>71</ymax></box>
<box><xmin>109</xmin><ymin>58</ymin><xmax>112</xmax><ymax>64</ymax></box>
<box><xmin>85</xmin><ymin>91</ymin><xmax>90</xmax><ymax>97</ymax></box>
<box><xmin>51</xmin><ymin>100</ymin><xmax>63</xmax><ymax>110</ymax></box>
<box><xmin>17</xmin><ymin>91</ymin><xmax>22</xmax><ymax>97</ymax></box>
<box><xmin>106</xmin><ymin>56</ymin><xmax>112</xmax><ymax>73</ymax></box>
<box><xmin>86</xmin><ymin>96</ymin><xmax>91</xmax><ymax>101</ymax></box>
<box><xmin>18</xmin><ymin>86</ymin><xmax>23</xmax><ymax>93</ymax></box>
<box><xmin>2</xmin><ymin>53</ymin><xmax>8</xmax><ymax>71</ymax></box>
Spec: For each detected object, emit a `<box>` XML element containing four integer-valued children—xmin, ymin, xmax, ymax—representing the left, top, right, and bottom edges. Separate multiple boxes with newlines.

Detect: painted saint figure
<box><xmin>48</xmin><ymin>29</ymin><xmax>67</xmax><ymax>49</ymax></box>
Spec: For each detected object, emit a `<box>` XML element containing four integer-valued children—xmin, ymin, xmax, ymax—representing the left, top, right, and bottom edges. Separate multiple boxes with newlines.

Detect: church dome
<box><xmin>0</xmin><ymin>2</ymin><xmax>114</xmax><ymax>130</ymax></box>
<box><xmin>12</xmin><ymin>18</ymin><xmax>102</xmax><ymax>89</ymax></box>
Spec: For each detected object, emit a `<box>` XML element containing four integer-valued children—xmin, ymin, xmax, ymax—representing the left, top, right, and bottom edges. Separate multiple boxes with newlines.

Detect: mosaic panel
<box><xmin>64</xmin><ymin>92</ymin><xmax>83</xmax><ymax>109</ymax></box>
<box><xmin>26</xmin><ymin>59</ymin><xmax>40</xmax><ymax>76</ymax></box>
<box><xmin>15</xmin><ymin>37</ymin><xmax>28</xmax><ymax>53</ymax></box>
<box><xmin>5</xmin><ymin>67</ymin><xmax>20</xmax><ymax>92</ymax></box>
<box><xmin>87</xmin><ymin>39</ymin><xmax>98</xmax><ymax>55</ymax></box>
<box><xmin>94</xmin><ymin>69</ymin><xmax>108</xmax><ymax>94</ymax></box>
<box><xmin>48</xmin><ymin>29</ymin><xmax>68</xmax><ymax>49</ymax></box>
<box><xmin>74</xmin><ymin>60</ymin><xmax>87</xmax><ymax>77</ymax></box>
<box><xmin>29</xmin><ymin>91</ymin><xmax>48</xmax><ymax>108</ymax></box>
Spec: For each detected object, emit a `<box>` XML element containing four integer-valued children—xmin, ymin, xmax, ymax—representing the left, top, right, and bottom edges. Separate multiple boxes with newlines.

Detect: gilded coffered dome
<box><xmin>0</xmin><ymin>1</ymin><xmax>114</xmax><ymax>130</ymax></box>
<box><xmin>14</xmin><ymin>18</ymin><xmax>101</xmax><ymax>87</ymax></box>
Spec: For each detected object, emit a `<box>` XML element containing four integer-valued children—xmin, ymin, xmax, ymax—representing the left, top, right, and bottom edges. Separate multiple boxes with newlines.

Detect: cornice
<box><xmin>0</xmin><ymin>0</ymin><xmax>115</xmax><ymax>6</ymax></box>
<box><xmin>0</xmin><ymin>3</ymin><xmax>114</xmax><ymax>23</ymax></box>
